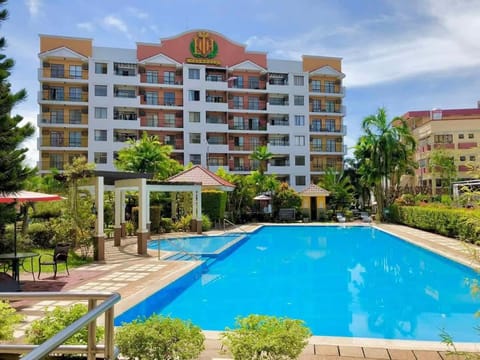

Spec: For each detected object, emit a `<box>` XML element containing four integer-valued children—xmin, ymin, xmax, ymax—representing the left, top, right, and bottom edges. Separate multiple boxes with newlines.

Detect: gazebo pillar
<box><xmin>195</xmin><ymin>188</ymin><xmax>202</xmax><ymax>234</ymax></box>
<box><xmin>114</xmin><ymin>188</ymin><xmax>122</xmax><ymax>246</ymax></box>
<box><xmin>93</xmin><ymin>176</ymin><xmax>105</xmax><ymax>261</ymax></box>
<box><xmin>137</xmin><ymin>178</ymin><xmax>149</xmax><ymax>255</ymax></box>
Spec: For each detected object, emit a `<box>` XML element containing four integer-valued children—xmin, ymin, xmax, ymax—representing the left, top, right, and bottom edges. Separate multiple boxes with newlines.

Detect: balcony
<box><xmin>206</xmin><ymin>94</ymin><xmax>228</xmax><ymax>111</ymax></box>
<box><xmin>140</xmin><ymin>74</ymin><xmax>183</xmax><ymax>86</ymax></box>
<box><xmin>309</xmin><ymin>125</ymin><xmax>346</xmax><ymax>135</ymax></box>
<box><xmin>114</xmin><ymin>111</ymin><xmax>138</xmax><ymax>121</ymax></box>
<box><xmin>228</xmin><ymin>140</ymin><xmax>265</xmax><ymax>152</ymax></box>
<box><xmin>205</xmin><ymin>74</ymin><xmax>227</xmax><ymax>90</ymax></box>
<box><xmin>228</xmin><ymin>80</ymin><xmax>266</xmax><ymax>90</ymax></box>
<box><xmin>38</xmin><ymin>113</ymin><xmax>88</xmax><ymax>126</ymax></box>
<box><xmin>309</xmin><ymin>143</ymin><xmax>346</xmax><ymax>154</ymax></box>
<box><xmin>38</xmin><ymin>68</ymin><xmax>88</xmax><ymax>82</ymax></box>
<box><xmin>309</xmin><ymin>85</ymin><xmax>345</xmax><ymax>97</ymax></box>
<box><xmin>164</xmin><ymin>138</ymin><xmax>184</xmax><ymax>150</ymax></box>
<box><xmin>40</xmin><ymin>136</ymin><xmax>88</xmax><ymax>148</ymax></box>
<box><xmin>38</xmin><ymin>90</ymin><xmax>88</xmax><ymax>104</ymax></box>
<box><xmin>229</xmin><ymin>100</ymin><xmax>267</xmax><ymax>112</ymax></box>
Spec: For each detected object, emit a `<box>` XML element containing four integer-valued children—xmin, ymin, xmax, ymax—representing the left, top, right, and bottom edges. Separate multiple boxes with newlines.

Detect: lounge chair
<box><xmin>360</xmin><ymin>212</ymin><xmax>372</xmax><ymax>223</ymax></box>
<box><xmin>278</xmin><ymin>208</ymin><xmax>296</xmax><ymax>222</ymax></box>
<box><xmin>336</xmin><ymin>213</ymin><xmax>346</xmax><ymax>223</ymax></box>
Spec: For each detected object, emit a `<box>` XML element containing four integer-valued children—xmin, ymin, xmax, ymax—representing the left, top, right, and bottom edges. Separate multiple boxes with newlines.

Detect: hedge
<box><xmin>202</xmin><ymin>190</ymin><xmax>227</xmax><ymax>222</ymax></box>
<box><xmin>390</xmin><ymin>204</ymin><xmax>480</xmax><ymax>244</ymax></box>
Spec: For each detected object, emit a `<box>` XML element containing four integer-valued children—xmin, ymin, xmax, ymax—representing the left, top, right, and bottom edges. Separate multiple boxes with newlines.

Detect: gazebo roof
<box><xmin>299</xmin><ymin>183</ymin><xmax>330</xmax><ymax>197</ymax></box>
<box><xmin>166</xmin><ymin>165</ymin><xmax>235</xmax><ymax>191</ymax></box>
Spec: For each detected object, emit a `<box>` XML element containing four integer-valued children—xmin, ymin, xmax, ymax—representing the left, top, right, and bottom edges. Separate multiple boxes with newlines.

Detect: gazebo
<box><xmin>298</xmin><ymin>184</ymin><xmax>330</xmax><ymax>221</ymax></box>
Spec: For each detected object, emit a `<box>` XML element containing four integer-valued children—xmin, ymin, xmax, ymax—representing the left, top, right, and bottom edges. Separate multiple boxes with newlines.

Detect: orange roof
<box><xmin>299</xmin><ymin>183</ymin><xmax>330</xmax><ymax>197</ymax></box>
<box><xmin>167</xmin><ymin>165</ymin><xmax>235</xmax><ymax>190</ymax></box>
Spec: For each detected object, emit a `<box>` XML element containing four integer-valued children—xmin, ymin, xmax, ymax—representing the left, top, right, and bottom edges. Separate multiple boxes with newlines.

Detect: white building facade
<box><xmin>38</xmin><ymin>30</ymin><xmax>346</xmax><ymax>191</ymax></box>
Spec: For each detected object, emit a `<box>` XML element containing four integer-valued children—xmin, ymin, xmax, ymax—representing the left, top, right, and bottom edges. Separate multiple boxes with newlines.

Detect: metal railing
<box><xmin>223</xmin><ymin>218</ymin><xmax>248</xmax><ymax>233</ymax></box>
<box><xmin>0</xmin><ymin>291</ymin><xmax>120</xmax><ymax>360</ymax></box>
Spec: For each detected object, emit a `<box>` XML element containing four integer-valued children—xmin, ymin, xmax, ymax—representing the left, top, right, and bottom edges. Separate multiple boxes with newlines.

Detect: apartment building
<box><xmin>402</xmin><ymin>106</ymin><xmax>480</xmax><ymax>192</ymax></box>
<box><xmin>38</xmin><ymin>30</ymin><xmax>346</xmax><ymax>191</ymax></box>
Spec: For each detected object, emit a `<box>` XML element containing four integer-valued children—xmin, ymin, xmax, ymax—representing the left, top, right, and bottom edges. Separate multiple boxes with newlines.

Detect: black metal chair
<box><xmin>38</xmin><ymin>243</ymin><xmax>70</xmax><ymax>279</ymax></box>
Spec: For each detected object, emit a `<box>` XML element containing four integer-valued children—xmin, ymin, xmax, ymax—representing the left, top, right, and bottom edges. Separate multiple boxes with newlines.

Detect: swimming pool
<box><xmin>149</xmin><ymin>233</ymin><xmax>243</xmax><ymax>255</ymax></box>
<box><xmin>116</xmin><ymin>226</ymin><xmax>480</xmax><ymax>342</ymax></box>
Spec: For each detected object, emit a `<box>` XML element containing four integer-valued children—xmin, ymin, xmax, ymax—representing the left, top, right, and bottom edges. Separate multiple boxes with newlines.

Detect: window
<box><xmin>94</xmin><ymin>107</ymin><xmax>107</xmax><ymax>119</ymax></box>
<box><xmin>294</xmin><ymin>75</ymin><xmax>304</xmax><ymax>86</ymax></box>
<box><xmin>459</xmin><ymin>156</ymin><xmax>466</xmax><ymax>161</ymax></box>
<box><xmin>95</xmin><ymin>62</ymin><xmax>107</xmax><ymax>74</ymax></box>
<box><xmin>232</xmin><ymin>76</ymin><xmax>243</xmax><ymax>88</ymax></box>
<box><xmin>326</xmin><ymin>101</ymin><xmax>335</xmax><ymax>112</ymax></box>
<box><xmin>326</xmin><ymin>119</ymin><xmax>336</xmax><ymax>132</ymax></box>
<box><xmin>69</xmin><ymin>65</ymin><xmax>82</xmax><ymax>79</ymax></box>
<box><xmin>294</xmin><ymin>115</ymin><xmax>305</xmax><ymax>126</ymax></box>
<box><xmin>326</xmin><ymin>139</ymin><xmax>336</xmax><ymax>152</ymax></box>
<box><xmin>248</xmin><ymin>76</ymin><xmax>259</xmax><ymax>89</ymax></box>
<box><xmin>190</xmin><ymin>133</ymin><xmax>201</xmax><ymax>144</ymax></box>
<box><xmin>295</xmin><ymin>135</ymin><xmax>305</xmax><ymax>146</ymax></box>
<box><xmin>249</xmin><ymin>117</ymin><xmax>259</xmax><ymax>130</ymax></box>
<box><xmin>164</xmin><ymin>92</ymin><xmax>175</xmax><ymax>106</ymax></box>
<box><xmin>251</xmin><ymin>137</ymin><xmax>260</xmax><ymax>150</ymax></box>
<box><xmin>49</xmin><ymin>153</ymin><xmax>63</xmax><ymax>169</ymax></box>
<box><xmin>188</xmin><ymin>68</ymin><xmax>200</xmax><ymax>79</ymax></box>
<box><xmin>434</xmin><ymin>134</ymin><xmax>453</xmax><ymax>143</ymax></box>
<box><xmin>295</xmin><ymin>156</ymin><xmax>305</xmax><ymax>166</ymax></box>
<box><xmin>69</xmin><ymin>131</ymin><xmax>81</xmax><ymax>147</ymax></box>
<box><xmin>470</xmin><ymin>155</ymin><xmax>476</xmax><ymax>161</ymax></box>
<box><xmin>188</xmin><ymin>90</ymin><xmax>200</xmax><ymax>101</ymax></box>
<box><xmin>233</xmin><ymin>96</ymin><xmax>243</xmax><ymax>109</ymax></box>
<box><xmin>311</xmin><ymin>80</ymin><xmax>321</xmax><ymax>92</ymax></box>
<box><xmin>50</xmin><ymin>64</ymin><xmax>64</xmax><ymax>78</ymax></box>
<box><xmin>234</xmin><ymin>136</ymin><xmax>244</xmax><ymax>148</ymax></box>
<box><xmin>145</xmin><ymin>91</ymin><xmax>158</xmax><ymax>105</ymax></box>
<box><xmin>189</xmin><ymin>112</ymin><xmax>200</xmax><ymax>123</ymax></box>
<box><xmin>69</xmin><ymin>109</ymin><xmax>82</xmax><ymax>124</ymax></box>
<box><xmin>164</xmin><ymin>113</ymin><xmax>175</xmax><ymax>127</ymax></box>
<box><xmin>146</xmin><ymin>70</ymin><xmax>158</xmax><ymax>84</ymax></box>
<box><xmin>95</xmin><ymin>85</ymin><xmax>107</xmax><ymax>96</ymax></box>
<box><xmin>233</xmin><ymin>116</ymin><xmax>244</xmax><ymax>130</ymax></box>
<box><xmin>312</xmin><ymin>99</ymin><xmax>321</xmax><ymax>112</ymax></box>
<box><xmin>50</xmin><ymin>110</ymin><xmax>64</xmax><ymax>124</ymax></box>
<box><xmin>190</xmin><ymin>154</ymin><xmax>201</xmax><ymax>165</ymax></box>
<box><xmin>164</xmin><ymin>71</ymin><xmax>175</xmax><ymax>84</ymax></box>
<box><xmin>248</xmin><ymin>97</ymin><xmax>259</xmax><ymax>110</ymax></box>
<box><xmin>94</xmin><ymin>152</ymin><xmax>107</xmax><ymax>164</ymax></box>
<box><xmin>311</xmin><ymin>119</ymin><xmax>321</xmax><ymax>131</ymax></box>
<box><xmin>311</xmin><ymin>138</ymin><xmax>322</xmax><ymax>151</ymax></box>
<box><xmin>459</xmin><ymin>134</ymin><xmax>464</xmax><ymax>139</ymax></box>
<box><xmin>325</xmin><ymin>81</ymin><xmax>335</xmax><ymax>93</ymax></box>
<box><xmin>294</xmin><ymin>96</ymin><xmax>304</xmax><ymax>106</ymax></box>
<box><xmin>468</xmin><ymin>133</ymin><xmax>474</xmax><ymax>139</ymax></box>
<box><xmin>94</xmin><ymin>130</ymin><xmax>107</xmax><ymax>141</ymax></box>
<box><xmin>295</xmin><ymin>176</ymin><xmax>306</xmax><ymax>186</ymax></box>
<box><xmin>50</xmin><ymin>131</ymin><xmax>64</xmax><ymax>146</ymax></box>
<box><xmin>69</xmin><ymin>87</ymin><xmax>82</xmax><ymax>101</ymax></box>
<box><xmin>146</xmin><ymin>113</ymin><xmax>158</xmax><ymax>127</ymax></box>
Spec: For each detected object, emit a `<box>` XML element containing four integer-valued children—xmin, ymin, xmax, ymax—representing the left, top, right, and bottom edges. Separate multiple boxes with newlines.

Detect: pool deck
<box><xmin>6</xmin><ymin>222</ymin><xmax>480</xmax><ymax>359</ymax></box>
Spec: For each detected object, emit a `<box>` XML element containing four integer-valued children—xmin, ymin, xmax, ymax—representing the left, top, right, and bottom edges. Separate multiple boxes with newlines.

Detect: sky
<box><xmin>2</xmin><ymin>0</ymin><xmax>480</xmax><ymax>167</ymax></box>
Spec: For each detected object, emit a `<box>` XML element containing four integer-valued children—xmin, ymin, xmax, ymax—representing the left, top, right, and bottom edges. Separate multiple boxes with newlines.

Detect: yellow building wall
<box><xmin>301</xmin><ymin>196</ymin><xmax>327</xmax><ymax>210</ymax></box>
<box><xmin>302</xmin><ymin>56</ymin><xmax>342</xmax><ymax>72</ymax></box>
<box><xmin>40</xmin><ymin>35</ymin><xmax>92</xmax><ymax>57</ymax></box>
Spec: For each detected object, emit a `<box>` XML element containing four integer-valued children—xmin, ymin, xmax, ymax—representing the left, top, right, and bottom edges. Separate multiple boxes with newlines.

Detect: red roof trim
<box><xmin>167</xmin><ymin>165</ymin><xmax>235</xmax><ymax>188</ymax></box>
<box><xmin>403</xmin><ymin>108</ymin><xmax>480</xmax><ymax>118</ymax></box>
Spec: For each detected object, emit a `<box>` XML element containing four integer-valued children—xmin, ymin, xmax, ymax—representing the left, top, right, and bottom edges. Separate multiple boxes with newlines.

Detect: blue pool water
<box><xmin>149</xmin><ymin>233</ymin><xmax>241</xmax><ymax>254</ymax></box>
<box><xmin>116</xmin><ymin>226</ymin><xmax>480</xmax><ymax>342</ymax></box>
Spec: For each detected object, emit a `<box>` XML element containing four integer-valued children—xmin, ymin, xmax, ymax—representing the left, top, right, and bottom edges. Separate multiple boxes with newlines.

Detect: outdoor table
<box><xmin>0</xmin><ymin>252</ymin><xmax>39</xmax><ymax>283</ymax></box>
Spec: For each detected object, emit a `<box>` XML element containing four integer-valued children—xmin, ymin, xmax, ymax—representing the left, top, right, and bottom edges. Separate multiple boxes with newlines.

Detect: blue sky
<box><xmin>3</xmin><ymin>0</ymin><xmax>480</xmax><ymax>166</ymax></box>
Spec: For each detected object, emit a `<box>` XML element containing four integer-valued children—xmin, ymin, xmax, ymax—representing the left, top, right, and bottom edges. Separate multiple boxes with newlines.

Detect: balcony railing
<box><xmin>229</xmin><ymin>100</ymin><xmax>267</xmax><ymax>111</ymax></box>
<box><xmin>39</xmin><ymin>114</ymin><xmax>88</xmax><ymax>125</ymax></box>
<box><xmin>114</xmin><ymin>112</ymin><xmax>137</xmax><ymax>120</ymax></box>
<box><xmin>0</xmin><ymin>292</ymin><xmax>119</xmax><ymax>360</ymax></box>
<box><xmin>269</xmin><ymin>139</ymin><xmax>290</xmax><ymax>146</ymax></box>
<box><xmin>114</xmin><ymin>134</ymin><xmax>138</xmax><ymax>142</ymax></box>
<box><xmin>140</xmin><ymin>74</ymin><xmax>183</xmax><ymax>85</ymax></box>
<box><xmin>39</xmin><ymin>68</ymin><xmax>88</xmax><ymax>80</ymax></box>
<box><xmin>39</xmin><ymin>91</ymin><xmax>88</xmax><ymax>102</ymax></box>
<box><xmin>41</xmin><ymin>137</ymin><xmax>88</xmax><ymax>147</ymax></box>
<box><xmin>164</xmin><ymin>138</ymin><xmax>184</xmax><ymax>150</ymax></box>
<box><xmin>142</xmin><ymin>98</ymin><xmax>183</xmax><ymax>107</ymax></box>
<box><xmin>309</xmin><ymin>85</ymin><xmax>345</xmax><ymax>95</ymax></box>
<box><xmin>229</xmin><ymin>80</ymin><xmax>266</xmax><ymax>90</ymax></box>
<box><xmin>310</xmin><ymin>144</ymin><xmax>344</xmax><ymax>152</ymax></box>
<box><xmin>309</xmin><ymin>125</ymin><xmax>342</xmax><ymax>133</ymax></box>
<box><xmin>269</xmin><ymin>119</ymin><xmax>289</xmax><ymax>126</ymax></box>
<box><xmin>141</xmin><ymin>117</ymin><xmax>183</xmax><ymax>128</ymax></box>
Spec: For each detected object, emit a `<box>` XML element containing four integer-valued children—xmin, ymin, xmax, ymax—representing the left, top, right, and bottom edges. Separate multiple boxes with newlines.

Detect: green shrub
<box><xmin>26</xmin><ymin>303</ymin><xmax>104</xmax><ymax>345</ymax></box>
<box><xmin>27</xmin><ymin>222</ymin><xmax>55</xmax><ymax>248</ymax></box>
<box><xmin>176</xmin><ymin>214</ymin><xmax>193</xmax><ymax>232</ymax></box>
<box><xmin>222</xmin><ymin>314</ymin><xmax>311</xmax><ymax>360</ymax></box>
<box><xmin>202</xmin><ymin>190</ymin><xmax>227</xmax><ymax>222</ymax></box>
<box><xmin>150</xmin><ymin>205</ymin><xmax>162</xmax><ymax>234</ymax></box>
<box><xmin>0</xmin><ymin>301</ymin><xmax>23</xmax><ymax>341</ymax></box>
<box><xmin>160</xmin><ymin>218</ymin><xmax>174</xmax><ymax>233</ymax></box>
<box><xmin>125</xmin><ymin>221</ymin><xmax>135</xmax><ymax>236</ymax></box>
<box><xmin>202</xmin><ymin>214</ymin><xmax>212</xmax><ymax>231</ymax></box>
<box><xmin>115</xmin><ymin>315</ymin><xmax>205</xmax><ymax>360</ymax></box>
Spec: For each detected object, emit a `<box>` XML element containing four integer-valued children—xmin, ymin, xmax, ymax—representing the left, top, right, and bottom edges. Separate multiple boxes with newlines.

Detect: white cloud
<box><xmin>19</xmin><ymin>111</ymin><xmax>39</xmax><ymax>168</ymax></box>
<box><xmin>102</xmin><ymin>15</ymin><xmax>131</xmax><ymax>38</ymax></box>
<box><xmin>77</xmin><ymin>22</ymin><xmax>95</xmax><ymax>32</ymax></box>
<box><xmin>25</xmin><ymin>0</ymin><xmax>41</xmax><ymax>17</ymax></box>
<box><xmin>126</xmin><ymin>7</ymin><xmax>148</xmax><ymax>19</ymax></box>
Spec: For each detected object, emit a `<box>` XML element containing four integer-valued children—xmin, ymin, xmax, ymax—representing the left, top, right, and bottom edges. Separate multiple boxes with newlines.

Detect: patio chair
<box><xmin>360</xmin><ymin>212</ymin><xmax>372</xmax><ymax>223</ymax></box>
<box><xmin>38</xmin><ymin>243</ymin><xmax>70</xmax><ymax>279</ymax></box>
<box><xmin>336</xmin><ymin>213</ymin><xmax>346</xmax><ymax>223</ymax></box>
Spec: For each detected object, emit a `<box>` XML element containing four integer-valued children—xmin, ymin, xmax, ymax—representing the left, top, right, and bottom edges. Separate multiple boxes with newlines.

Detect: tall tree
<box><xmin>319</xmin><ymin>168</ymin><xmax>354</xmax><ymax>212</ymax></box>
<box><xmin>0</xmin><ymin>1</ymin><xmax>35</xmax><ymax>194</ymax></box>
<box><xmin>354</xmin><ymin>107</ymin><xmax>416</xmax><ymax>221</ymax></box>
<box><xmin>0</xmin><ymin>1</ymin><xmax>35</xmax><ymax>244</ymax></box>
<box><xmin>115</xmin><ymin>132</ymin><xmax>183</xmax><ymax>180</ymax></box>
<box><xmin>250</xmin><ymin>145</ymin><xmax>273</xmax><ymax>175</ymax></box>
<box><xmin>428</xmin><ymin>148</ymin><xmax>456</xmax><ymax>196</ymax></box>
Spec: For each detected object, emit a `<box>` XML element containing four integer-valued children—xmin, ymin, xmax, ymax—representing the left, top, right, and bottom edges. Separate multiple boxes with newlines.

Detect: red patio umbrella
<box><xmin>0</xmin><ymin>190</ymin><xmax>64</xmax><ymax>256</ymax></box>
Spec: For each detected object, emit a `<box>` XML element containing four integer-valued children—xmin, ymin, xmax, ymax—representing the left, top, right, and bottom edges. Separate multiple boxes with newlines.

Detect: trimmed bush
<box><xmin>390</xmin><ymin>204</ymin><xmax>480</xmax><ymax>243</ymax></box>
<box><xmin>115</xmin><ymin>315</ymin><xmax>205</xmax><ymax>360</ymax></box>
<box><xmin>202</xmin><ymin>190</ymin><xmax>227</xmax><ymax>222</ymax></box>
<box><xmin>202</xmin><ymin>214</ymin><xmax>212</xmax><ymax>231</ymax></box>
<box><xmin>160</xmin><ymin>217</ymin><xmax>174</xmax><ymax>233</ymax></box>
<box><xmin>150</xmin><ymin>205</ymin><xmax>162</xmax><ymax>234</ymax></box>
<box><xmin>27</xmin><ymin>222</ymin><xmax>55</xmax><ymax>248</ymax></box>
<box><xmin>0</xmin><ymin>301</ymin><xmax>23</xmax><ymax>341</ymax></box>
<box><xmin>26</xmin><ymin>303</ymin><xmax>104</xmax><ymax>345</ymax></box>
<box><xmin>222</xmin><ymin>314</ymin><xmax>311</xmax><ymax>360</ymax></box>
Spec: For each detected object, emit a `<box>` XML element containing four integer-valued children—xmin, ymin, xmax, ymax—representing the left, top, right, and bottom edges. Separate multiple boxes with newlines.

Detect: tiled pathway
<box><xmin>5</xmin><ymin>224</ymin><xmax>480</xmax><ymax>359</ymax></box>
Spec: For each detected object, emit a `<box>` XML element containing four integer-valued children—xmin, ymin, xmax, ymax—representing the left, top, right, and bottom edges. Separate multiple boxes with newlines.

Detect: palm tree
<box><xmin>250</xmin><ymin>145</ymin><xmax>273</xmax><ymax>175</ymax></box>
<box><xmin>354</xmin><ymin>107</ymin><xmax>416</xmax><ymax>221</ymax></box>
<box><xmin>319</xmin><ymin>168</ymin><xmax>355</xmax><ymax>212</ymax></box>
<box><xmin>428</xmin><ymin>148</ymin><xmax>456</xmax><ymax>196</ymax></box>
<box><xmin>115</xmin><ymin>132</ymin><xmax>182</xmax><ymax>180</ymax></box>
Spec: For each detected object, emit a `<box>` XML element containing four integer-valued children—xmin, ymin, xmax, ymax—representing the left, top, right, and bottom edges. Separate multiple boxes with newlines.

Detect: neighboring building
<box><xmin>37</xmin><ymin>30</ymin><xmax>346</xmax><ymax>191</ymax></box>
<box><xmin>402</xmin><ymin>106</ymin><xmax>480</xmax><ymax>193</ymax></box>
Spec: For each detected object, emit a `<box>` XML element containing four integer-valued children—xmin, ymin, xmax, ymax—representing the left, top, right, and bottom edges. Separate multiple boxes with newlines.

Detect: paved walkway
<box><xmin>5</xmin><ymin>224</ymin><xmax>480</xmax><ymax>359</ymax></box>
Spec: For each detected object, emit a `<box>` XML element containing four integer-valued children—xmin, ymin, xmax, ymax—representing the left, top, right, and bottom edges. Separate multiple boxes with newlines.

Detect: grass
<box><xmin>19</xmin><ymin>249</ymin><xmax>92</xmax><ymax>275</ymax></box>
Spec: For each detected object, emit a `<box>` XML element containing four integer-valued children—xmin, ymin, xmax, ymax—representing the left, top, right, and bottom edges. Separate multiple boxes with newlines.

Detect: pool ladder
<box><xmin>223</xmin><ymin>218</ymin><xmax>248</xmax><ymax>233</ymax></box>
<box><xmin>156</xmin><ymin>239</ymin><xmax>202</xmax><ymax>262</ymax></box>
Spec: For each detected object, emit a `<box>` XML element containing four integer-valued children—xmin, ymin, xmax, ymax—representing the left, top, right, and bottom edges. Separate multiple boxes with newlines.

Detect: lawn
<box><xmin>20</xmin><ymin>249</ymin><xmax>92</xmax><ymax>275</ymax></box>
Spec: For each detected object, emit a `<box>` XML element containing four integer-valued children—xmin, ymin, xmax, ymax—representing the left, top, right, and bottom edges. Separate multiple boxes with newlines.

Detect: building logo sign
<box><xmin>186</xmin><ymin>32</ymin><xmax>220</xmax><ymax>65</ymax></box>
